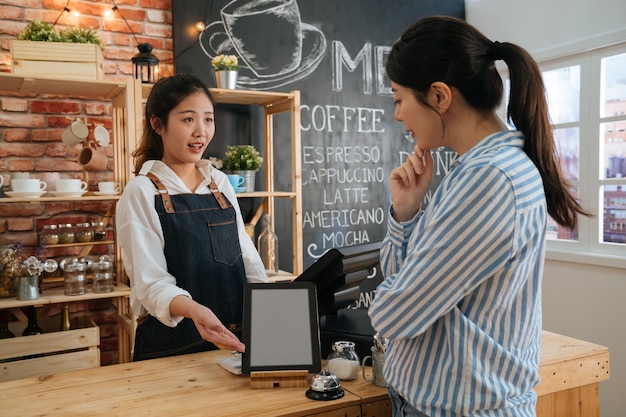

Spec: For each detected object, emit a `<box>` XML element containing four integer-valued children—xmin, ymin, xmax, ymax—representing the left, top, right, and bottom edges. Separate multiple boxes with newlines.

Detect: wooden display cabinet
<box><xmin>0</xmin><ymin>73</ymin><xmax>135</xmax><ymax>375</ymax></box>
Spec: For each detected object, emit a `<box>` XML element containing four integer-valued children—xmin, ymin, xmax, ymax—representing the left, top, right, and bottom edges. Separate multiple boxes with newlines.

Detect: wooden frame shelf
<box><xmin>1</xmin><ymin>195</ymin><xmax>120</xmax><ymax>203</ymax></box>
<box><xmin>0</xmin><ymin>285</ymin><xmax>131</xmax><ymax>309</ymax></box>
<box><xmin>0</xmin><ymin>73</ymin><xmax>135</xmax><ymax>368</ymax></box>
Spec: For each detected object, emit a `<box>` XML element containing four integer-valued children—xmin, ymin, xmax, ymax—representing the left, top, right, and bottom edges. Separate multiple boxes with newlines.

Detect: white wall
<box><xmin>466</xmin><ymin>1</ymin><xmax>626</xmax><ymax>416</ymax></box>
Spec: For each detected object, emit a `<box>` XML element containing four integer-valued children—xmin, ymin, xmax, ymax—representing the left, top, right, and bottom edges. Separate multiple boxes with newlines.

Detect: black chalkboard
<box><xmin>172</xmin><ymin>0</ymin><xmax>464</xmax><ymax>306</ymax></box>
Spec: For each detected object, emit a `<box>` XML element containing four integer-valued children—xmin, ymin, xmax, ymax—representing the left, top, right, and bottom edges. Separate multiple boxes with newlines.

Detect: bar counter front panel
<box><xmin>0</xmin><ymin>331</ymin><xmax>609</xmax><ymax>417</ymax></box>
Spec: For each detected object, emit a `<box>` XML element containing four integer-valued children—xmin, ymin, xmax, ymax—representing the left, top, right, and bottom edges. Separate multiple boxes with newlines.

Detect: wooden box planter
<box><xmin>10</xmin><ymin>40</ymin><xmax>104</xmax><ymax>81</ymax></box>
<box><xmin>0</xmin><ymin>315</ymin><xmax>100</xmax><ymax>382</ymax></box>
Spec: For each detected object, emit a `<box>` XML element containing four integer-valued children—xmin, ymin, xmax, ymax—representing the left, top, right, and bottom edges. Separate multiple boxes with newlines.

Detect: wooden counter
<box><xmin>0</xmin><ymin>331</ymin><xmax>609</xmax><ymax>417</ymax></box>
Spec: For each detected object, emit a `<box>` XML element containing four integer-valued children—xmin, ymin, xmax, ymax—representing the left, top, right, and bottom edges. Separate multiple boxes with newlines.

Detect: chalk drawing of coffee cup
<box><xmin>200</xmin><ymin>0</ymin><xmax>326</xmax><ymax>89</ymax></box>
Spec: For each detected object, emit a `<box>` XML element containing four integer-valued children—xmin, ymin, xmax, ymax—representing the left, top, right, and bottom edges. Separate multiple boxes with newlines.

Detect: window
<box><xmin>499</xmin><ymin>42</ymin><xmax>626</xmax><ymax>265</ymax></box>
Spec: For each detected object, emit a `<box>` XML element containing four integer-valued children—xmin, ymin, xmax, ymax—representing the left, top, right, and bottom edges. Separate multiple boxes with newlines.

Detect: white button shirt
<box><xmin>116</xmin><ymin>160</ymin><xmax>268</xmax><ymax>327</ymax></box>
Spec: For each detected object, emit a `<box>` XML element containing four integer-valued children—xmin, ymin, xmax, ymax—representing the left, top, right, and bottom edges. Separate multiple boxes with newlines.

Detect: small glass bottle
<box><xmin>326</xmin><ymin>341</ymin><xmax>360</xmax><ymax>380</ymax></box>
<box><xmin>257</xmin><ymin>214</ymin><xmax>279</xmax><ymax>276</ymax></box>
<box><xmin>40</xmin><ymin>224</ymin><xmax>59</xmax><ymax>245</ymax></box>
<box><xmin>0</xmin><ymin>310</ymin><xmax>15</xmax><ymax>339</ymax></box>
<box><xmin>22</xmin><ymin>306</ymin><xmax>43</xmax><ymax>336</ymax></box>
<box><xmin>59</xmin><ymin>303</ymin><xmax>71</xmax><ymax>331</ymax></box>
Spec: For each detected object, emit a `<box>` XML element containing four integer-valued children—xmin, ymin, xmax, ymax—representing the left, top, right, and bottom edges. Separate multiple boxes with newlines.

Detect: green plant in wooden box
<box><xmin>17</xmin><ymin>20</ymin><xmax>103</xmax><ymax>49</ymax></box>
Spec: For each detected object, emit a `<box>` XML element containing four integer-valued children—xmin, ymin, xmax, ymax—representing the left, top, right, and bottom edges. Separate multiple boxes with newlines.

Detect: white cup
<box><xmin>97</xmin><ymin>181</ymin><xmax>121</xmax><ymax>194</ymax></box>
<box><xmin>40</xmin><ymin>172</ymin><xmax>61</xmax><ymax>190</ymax></box>
<box><xmin>55</xmin><ymin>179</ymin><xmax>88</xmax><ymax>193</ymax></box>
<box><xmin>11</xmin><ymin>172</ymin><xmax>30</xmax><ymax>180</ymax></box>
<box><xmin>11</xmin><ymin>178</ymin><xmax>47</xmax><ymax>192</ymax></box>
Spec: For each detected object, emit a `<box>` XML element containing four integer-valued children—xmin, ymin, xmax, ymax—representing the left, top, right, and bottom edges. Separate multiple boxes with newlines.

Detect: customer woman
<box><xmin>116</xmin><ymin>74</ymin><xmax>267</xmax><ymax>361</ymax></box>
<box><xmin>368</xmin><ymin>16</ymin><xmax>590</xmax><ymax>417</ymax></box>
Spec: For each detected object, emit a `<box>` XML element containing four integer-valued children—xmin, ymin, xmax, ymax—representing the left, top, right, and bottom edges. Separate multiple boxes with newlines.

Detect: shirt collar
<box><xmin>455</xmin><ymin>130</ymin><xmax>524</xmax><ymax>168</ymax></box>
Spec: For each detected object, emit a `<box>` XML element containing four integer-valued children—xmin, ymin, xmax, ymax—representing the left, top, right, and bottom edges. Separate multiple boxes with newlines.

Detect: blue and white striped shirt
<box><xmin>369</xmin><ymin>131</ymin><xmax>546</xmax><ymax>417</ymax></box>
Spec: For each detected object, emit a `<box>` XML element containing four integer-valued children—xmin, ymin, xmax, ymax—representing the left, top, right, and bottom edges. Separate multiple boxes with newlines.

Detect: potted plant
<box><xmin>223</xmin><ymin>145</ymin><xmax>263</xmax><ymax>191</ymax></box>
<box><xmin>11</xmin><ymin>20</ymin><xmax>105</xmax><ymax>80</ymax></box>
<box><xmin>211</xmin><ymin>54</ymin><xmax>244</xmax><ymax>89</ymax></box>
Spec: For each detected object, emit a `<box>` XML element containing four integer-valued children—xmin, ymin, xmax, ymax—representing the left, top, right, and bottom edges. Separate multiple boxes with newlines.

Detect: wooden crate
<box><xmin>0</xmin><ymin>315</ymin><xmax>100</xmax><ymax>382</ymax></box>
<box><xmin>10</xmin><ymin>40</ymin><xmax>104</xmax><ymax>81</ymax></box>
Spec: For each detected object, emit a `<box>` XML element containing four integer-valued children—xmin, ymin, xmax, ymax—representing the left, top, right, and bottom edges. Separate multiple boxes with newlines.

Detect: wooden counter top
<box><xmin>0</xmin><ymin>331</ymin><xmax>610</xmax><ymax>417</ymax></box>
<box><xmin>537</xmin><ymin>330</ymin><xmax>610</xmax><ymax>395</ymax></box>
<box><xmin>0</xmin><ymin>350</ymin><xmax>361</xmax><ymax>417</ymax></box>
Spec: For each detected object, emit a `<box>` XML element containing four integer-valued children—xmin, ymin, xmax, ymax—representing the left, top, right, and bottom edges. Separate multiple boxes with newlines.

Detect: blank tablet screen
<box><xmin>241</xmin><ymin>282</ymin><xmax>321</xmax><ymax>375</ymax></box>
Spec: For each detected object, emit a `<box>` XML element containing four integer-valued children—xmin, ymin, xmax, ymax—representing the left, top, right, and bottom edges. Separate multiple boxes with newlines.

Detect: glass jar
<box><xmin>0</xmin><ymin>245</ymin><xmax>19</xmax><ymax>298</ymax></box>
<box><xmin>75</xmin><ymin>222</ymin><xmax>93</xmax><ymax>242</ymax></box>
<box><xmin>40</xmin><ymin>224</ymin><xmax>59</xmax><ymax>245</ymax></box>
<box><xmin>92</xmin><ymin>256</ymin><xmax>114</xmax><ymax>293</ymax></box>
<box><xmin>326</xmin><ymin>341</ymin><xmax>360</xmax><ymax>380</ymax></box>
<box><xmin>92</xmin><ymin>221</ymin><xmax>106</xmax><ymax>241</ymax></box>
<box><xmin>58</xmin><ymin>223</ymin><xmax>75</xmax><ymax>244</ymax></box>
<box><xmin>61</xmin><ymin>257</ymin><xmax>87</xmax><ymax>295</ymax></box>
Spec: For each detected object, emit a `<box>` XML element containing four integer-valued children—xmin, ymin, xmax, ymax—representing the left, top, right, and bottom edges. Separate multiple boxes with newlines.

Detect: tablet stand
<box><xmin>250</xmin><ymin>370</ymin><xmax>308</xmax><ymax>389</ymax></box>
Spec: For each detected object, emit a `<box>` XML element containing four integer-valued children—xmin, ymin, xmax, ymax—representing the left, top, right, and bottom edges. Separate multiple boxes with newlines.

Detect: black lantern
<box><xmin>132</xmin><ymin>43</ymin><xmax>159</xmax><ymax>84</ymax></box>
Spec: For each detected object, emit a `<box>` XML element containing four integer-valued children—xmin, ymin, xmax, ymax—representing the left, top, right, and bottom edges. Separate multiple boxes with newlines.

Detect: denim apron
<box><xmin>132</xmin><ymin>173</ymin><xmax>247</xmax><ymax>361</ymax></box>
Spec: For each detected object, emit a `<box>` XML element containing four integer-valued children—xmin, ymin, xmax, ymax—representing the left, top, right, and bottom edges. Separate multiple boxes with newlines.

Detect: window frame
<box><xmin>499</xmin><ymin>41</ymin><xmax>626</xmax><ymax>269</ymax></box>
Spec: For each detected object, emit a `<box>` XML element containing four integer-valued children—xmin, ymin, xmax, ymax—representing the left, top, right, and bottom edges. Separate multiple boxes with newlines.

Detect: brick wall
<box><xmin>0</xmin><ymin>0</ymin><xmax>173</xmax><ymax>366</ymax></box>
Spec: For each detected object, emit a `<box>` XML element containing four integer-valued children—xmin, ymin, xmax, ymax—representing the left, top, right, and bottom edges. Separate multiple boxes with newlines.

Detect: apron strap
<box><xmin>208</xmin><ymin>178</ymin><xmax>230</xmax><ymax>210</ymax></box>
<box><xmin>145</xmin><ymin>171</ymin><xmax>230</xmax><ymax>211</ymax></box>
<box><xmin>145</xmin><ymin>172</ymin><xmax>175</xmax><ymax>213</ymax></box>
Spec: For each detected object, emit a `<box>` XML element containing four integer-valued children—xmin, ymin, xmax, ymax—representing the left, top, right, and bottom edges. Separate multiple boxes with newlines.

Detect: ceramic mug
<box><xmin>10</xmin><ymin>178</ymin><xmax>47</xmax><ymax>192</ymax></box>
<box><xmin>62</xmin><ymin>119</ymin><xmax>89</xmax><ymax>145</ymax></box>
<box><xmin>78</xmin><ymin>143</ymin><xmax>108</xmax><ymax>171</ymax></box>
<box><xmin>55</xmin><ymin>178</ymin><xmax>88</xmax><ymax>193</ymax></box>
<box><xmin>227</xmin><ymin>174</ymin><xmax>245</xmax><ymax>188</ymax></box>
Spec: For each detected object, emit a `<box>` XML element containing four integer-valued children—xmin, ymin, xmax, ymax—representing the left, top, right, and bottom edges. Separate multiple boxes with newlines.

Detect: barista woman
<box><xmin>116</xmin><ymin>74</ymin><xmax>267</xmax><ymax>361</ymax></box>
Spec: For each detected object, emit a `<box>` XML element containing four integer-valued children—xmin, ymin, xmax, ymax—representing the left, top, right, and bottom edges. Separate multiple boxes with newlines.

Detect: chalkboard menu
<box><xmin>172</xmin><ymin>0</ymin><xmax>464</xmax><ymax>306</ymax></box>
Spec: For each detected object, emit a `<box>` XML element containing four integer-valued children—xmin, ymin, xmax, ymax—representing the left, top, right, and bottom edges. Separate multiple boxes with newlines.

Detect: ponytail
<box><xmin>498</xmin><ymin>43</ymin><xmax>592</xmax><ymax>229</ymax></box>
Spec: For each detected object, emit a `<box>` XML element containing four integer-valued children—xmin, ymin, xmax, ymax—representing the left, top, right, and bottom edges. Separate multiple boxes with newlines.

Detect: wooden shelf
<box><xmin>0</xmin><ymin>195</ymin><xmax>120</xmax><ymax>203</ymax></box>
<box><xmin>0</xmin><ymin>73</ymin><xmax>135</xmax><ymax>365</ymax></box>
<box><xmin>0</xmin><ymin>73</ymin><xmax>126</xmax><ymax>99</ymax></box>
<box><xmin>0</xmin><ymin>285</ymin><xmax>131</xmax><ymax>309</ymax></box>
<box><xmin>235</xmin><ymin>191</ymin><xmax>297</xmax><ymax>198</ymax></box>
<box><xmin>43</xmin><ymin>240</ymin><xmax>114</xmax><ymax>249</ymax></box>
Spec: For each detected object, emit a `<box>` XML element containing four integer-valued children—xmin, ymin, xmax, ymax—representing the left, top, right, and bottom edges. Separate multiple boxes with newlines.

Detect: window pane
<box><xmin>602</xmin><ymin>184</ymin><xmax>626</xmax><ymax>244</ymax></box>
<box><xmin>543</xmin><ymin>66</ymin><xmax>580</xmax><ymax>124</ymax></box>
<box><xmin>546</xmin><ymin>186</ymin><xmax>580</xmax><ymax>242</ymax></box>
<box><xmin>601</xmin><ymin>52</ymin><xmax>626</xmax><ymax>118</ymax></box>
<box><xmin>601</xmin><ymin>122</ymin><xmax>626</xmax><ymax>179</ymax></box>
<box><xmin>554</xmin><ymin>127</ymin><xmax>579</xmax><ymax>182</ymax></box>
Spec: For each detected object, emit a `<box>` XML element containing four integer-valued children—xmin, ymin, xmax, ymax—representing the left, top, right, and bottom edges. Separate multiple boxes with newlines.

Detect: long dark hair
<box><xmin>386</xmin><ymin>15</ymin><xmax>591</xmax><ymax>229</ymax></box>
<box><xmin>132</xmin><ymin>73</ymin><xmax>216</xmax><ymax>175</ymax></box>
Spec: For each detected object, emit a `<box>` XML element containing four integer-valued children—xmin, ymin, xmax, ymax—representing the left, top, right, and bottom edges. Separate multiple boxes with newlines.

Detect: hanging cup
<box><xmin>78</xmin><ymin>142</ymin><xmax>108</xmax><ymax>171</ymax></box>
<box><xmin>62</xmin><ymin>120</ymin><xmax>89</xmax><ymax>145</ymax></box>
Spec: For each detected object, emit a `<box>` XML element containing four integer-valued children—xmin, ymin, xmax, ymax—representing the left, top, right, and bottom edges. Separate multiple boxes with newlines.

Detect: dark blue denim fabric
<box><xmin>133</xmin><ymin>182</ymin><xmax>246</xmax><ymax>361</ymax></box>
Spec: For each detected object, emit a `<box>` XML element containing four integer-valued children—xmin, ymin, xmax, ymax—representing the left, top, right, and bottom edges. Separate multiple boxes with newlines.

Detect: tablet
<box><xmin>241</xmin><ymin>281</ymin><xmax>322</xmax><ymax>375</ymax></box>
